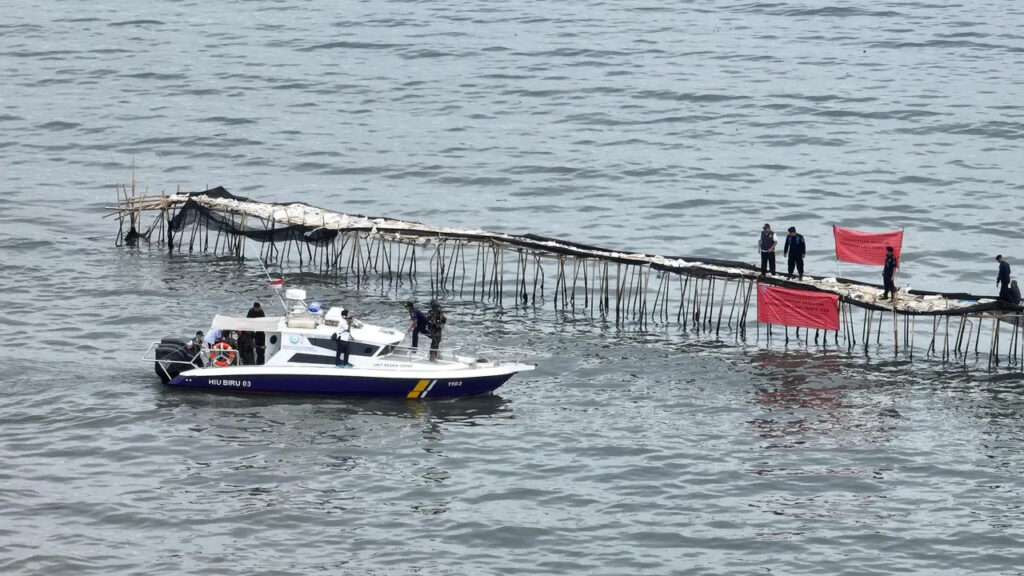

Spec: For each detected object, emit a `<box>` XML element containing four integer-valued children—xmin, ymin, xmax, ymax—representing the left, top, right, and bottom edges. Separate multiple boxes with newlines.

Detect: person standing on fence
<box><xmin>881</xmin><ymin>246</ymin><xmax>899</xmax><ymax>300</ymax></box>
<box><xmin>996</xmin><ymin>255</ymin><xmax>1011</xmax><ymax>301</ymax></box>
<box><xmin>427</xmin><ymin>300</ymin><xmax>447</xmax><ymax>362</ymax></box>
<box><xmin>783</xmin><ymin>226</ymin><xmax>806</xmax><ymax>280</ymax></box>
<box><xmin>758</xmin><ymin>224</ymin><xmax>777</xmax><ymax>276</ymax></box>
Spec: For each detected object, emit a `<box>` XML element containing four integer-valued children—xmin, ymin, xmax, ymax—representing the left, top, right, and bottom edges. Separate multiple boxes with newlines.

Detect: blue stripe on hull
<box><xmin>166</xmin><ymin>372</ymin><xmax>514</xmax><ymax>398</ymax></box>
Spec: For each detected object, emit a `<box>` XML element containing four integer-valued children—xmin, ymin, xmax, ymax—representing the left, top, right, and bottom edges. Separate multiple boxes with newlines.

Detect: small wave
<box><xmin>635</xmin><ymin>91</ymin><xmax>750</xmax><ymax>104</ymax></box>
<box><xmin>660</xmin><ymin>198</ymin><xmax>733</xmax><ymax>210</ymax></box>
<box><xmin>402</xmin><ymin>49</ymin><xmax>459</xmax><ymax>60</ymax></box>
<box><xmin>120</xmin><ymin>72</ymin><xmax>187</xmax><ymax>81</ymax></box>
<box><xmin>36</xmin><ymin>121</ymin><xmax>80</xmax><ymax>131</ymax></box>
<box><xmin>298</xmin><ymin>41</ymin><xmax>401</xmax><ymax>52</ymax></box>
<box><xmin>4</xmin><ymin>50</ymin><xmax>77</xmax><ymax>58</ymax></box>
<box><xmin>199</xmin><ymin>117</ymin><xmax>257</xmax><ymax>126</ymax></box>
<box><xmin>502</xmin><ymin>165</ymin><xmax>580</xmax><ymax>176</ymax></box>
<box><xmin>108</xmin><ymin>20</ymin><xmax>165</xmax><ymax>27</ymax></box>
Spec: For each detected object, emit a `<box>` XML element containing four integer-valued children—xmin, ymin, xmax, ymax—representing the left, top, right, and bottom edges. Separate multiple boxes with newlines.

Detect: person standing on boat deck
<box><xmin>405</xmin><ymin>301</ymin><xmax>430</xmax><ymax>349</ymax></box>
<box><xmin>225</xmin><ymin>331</ymin><xmax>240</xmax><ymax>359</ymax></box>
<box><xmin>246</xmin><ymin>301</ymin><xmax>266</xmax><ymax>364</ymax></box>
<box><xmin>426</xmin><ymin>300</ymin><xmax>447</xmax><ymax>362</ymax></box>
<box><xmin>881</xmin><ymin>246</ymin><xmax>899</xmax><ymax>300</ymax></box>
<box><xmin>758</xmin><ymin>224</ymin><xmax>777</xmax><ymax>276</ymax></box>
<box><xmin>237</xmin><ymin>330</ymin><xmax>255</xmax><ymax>365</ymax></box>
<box><xmin>187</xmin><ymin>331</ymin><xmax>205</xmax><ymax>367</ymax></box>
<box><xmin>996</xmin><ymin>255</ymin><xmax>1011</xmax><ymax>301</ymax></box>
<box><xmin>332</xmin><ymin>309</ymin><xmax>352</xmax><ymax>367</ymax></box>
<box><xmin>783</xmin><ymin>226</ymin><xmax>806</xmax><ymax>280</ymax></box>
<box><xmin>1008</xmin><ymin>280</ymin><xmax>1022</xmax><ymax>306</ymax></box>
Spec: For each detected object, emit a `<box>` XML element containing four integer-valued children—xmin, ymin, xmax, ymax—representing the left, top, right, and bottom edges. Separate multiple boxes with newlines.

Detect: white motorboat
<box><xmin>145</xmin><ymin>289</ymin><xmax>534</xmax><ymax>398</ymax></box>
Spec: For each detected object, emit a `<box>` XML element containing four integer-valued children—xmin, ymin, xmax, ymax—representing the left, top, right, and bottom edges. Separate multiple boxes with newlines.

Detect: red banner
<box><xmin>757</xmin><ymin>284</ymin><xmax>839</xmax><ymax>331</ymax></box>
<box><xmin>833</xmin><ymin>225</ymin><xmax>903</xmax><ymax>265</ymax></box>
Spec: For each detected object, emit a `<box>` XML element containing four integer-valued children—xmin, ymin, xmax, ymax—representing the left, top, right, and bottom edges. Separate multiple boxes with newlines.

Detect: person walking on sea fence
<box><xmin>783</xmin><ymin>226</ymin><xmax>805</xmax><ymax>280</ymax></box>
<box><xmin>758</xmin><ymin>224</ymin><xmax>777</xmax><ymax>276</ymax></box>
<box><xmin>996</xmin><ymin>255</ymin><xmax>1011</xmax><ymax>301</ymax></box>
<box><xmin>880</xmin><ymin>246</ymin><xmax>899</xmax><ymax>300</ymax></box>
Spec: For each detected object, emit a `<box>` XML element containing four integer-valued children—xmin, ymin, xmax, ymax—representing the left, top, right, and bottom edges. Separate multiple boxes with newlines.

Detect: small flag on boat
<box><xmin>269</xmin><ymin>278</ymin><xmax>284</xmax><ymax>288</ymax></box>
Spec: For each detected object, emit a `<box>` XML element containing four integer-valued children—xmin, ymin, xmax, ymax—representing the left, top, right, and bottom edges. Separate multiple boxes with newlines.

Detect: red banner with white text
<box><xmin>833</xmin><ymin>225</ymin><xmax>903</xmax><ymax>265</ymax></box>
<box><xmin>757</xmin><ymin>283</ymin><xmax>840</xmax><ymax>331</ymax></box>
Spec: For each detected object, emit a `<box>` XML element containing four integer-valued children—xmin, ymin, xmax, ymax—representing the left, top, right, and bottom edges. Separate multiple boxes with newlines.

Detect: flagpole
<box><xmin>245</xmin><ymin>241</ymin><xmax>289</xmax><ymax>314</ymax></box>
<box><xmin>833</xmin><ymin>224</ymin><xmax>844</xmax><ymax>280</ymax></box>
<box><xmin>259</xmin><ymin>256</ymin><xmax>289</xmax><ymax>314</ymax></box>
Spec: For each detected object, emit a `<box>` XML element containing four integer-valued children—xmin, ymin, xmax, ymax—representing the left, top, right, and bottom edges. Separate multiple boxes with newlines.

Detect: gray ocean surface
<box><xmin>3</xmin><ymin>1</ymin><xmax>1024</xmax><ymax>574</ymax></box>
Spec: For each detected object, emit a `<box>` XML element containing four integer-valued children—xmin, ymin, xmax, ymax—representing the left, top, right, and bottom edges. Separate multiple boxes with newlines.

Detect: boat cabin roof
<box><xmin>209</xmin><ymin>314</ymin><xmax>284</xmax><ymax>332</ymax></box>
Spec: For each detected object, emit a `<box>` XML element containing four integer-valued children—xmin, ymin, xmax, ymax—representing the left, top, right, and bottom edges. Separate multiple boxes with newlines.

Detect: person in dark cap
<box><xmin>246</xmin><ymin>301</ymin><xmax>266</xmax><ymax>364</ymax></box>
<box><xmin>783</xmin><ymin>226</ymin><xmax>806</xmax><ymax>280</ymax></box>
<box><xmin>996</xmin><ymin>255</ymin><xmax>1011</xmax><ymax>302</ymax></box>
<box><xmin>405</xmin><ymin>301</ymin><xmax>430</xmax><ymax>349</ymax></box>
<box><xmin>758</xmin><ymin>224</ymin><xmax>777</xmax><ymax>276</ymax></box>
<box><xmin>880</xmin><ymin>246</ymin><xmax>899</xmax><ymax>300</ymax></box>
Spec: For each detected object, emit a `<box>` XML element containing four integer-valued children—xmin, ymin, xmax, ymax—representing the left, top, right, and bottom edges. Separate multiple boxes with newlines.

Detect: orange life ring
<box><xmin>210</xmin><ymin>341</ymin><xmax>236</xmax><ymax>367</ymax></box>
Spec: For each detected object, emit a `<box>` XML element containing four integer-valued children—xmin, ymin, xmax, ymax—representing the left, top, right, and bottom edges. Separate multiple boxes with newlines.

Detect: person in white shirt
<box><xmin>332</xmin><ymin>309</ymin><xmax>352</xmax><ymax>367</ymax></box>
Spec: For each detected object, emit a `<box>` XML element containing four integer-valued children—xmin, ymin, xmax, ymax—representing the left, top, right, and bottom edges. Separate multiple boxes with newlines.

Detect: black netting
<box><xmin>168</xmin><ymin>196</ymin><xmax>337</xmax><ymax>248</ymax></box>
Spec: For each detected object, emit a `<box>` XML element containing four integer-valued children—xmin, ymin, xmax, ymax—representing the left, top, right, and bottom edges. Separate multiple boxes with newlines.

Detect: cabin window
<box><xmin>306</xmin><ymin>338</ymin><xmax>380</xmax><ymax>357</ymax></box>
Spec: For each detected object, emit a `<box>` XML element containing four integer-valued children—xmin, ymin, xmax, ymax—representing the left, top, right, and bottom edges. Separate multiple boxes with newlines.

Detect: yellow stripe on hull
<box><xmin>407</xmin><ymin>379</ymin><xmax>431</xmax><ymax>399</ymax></box>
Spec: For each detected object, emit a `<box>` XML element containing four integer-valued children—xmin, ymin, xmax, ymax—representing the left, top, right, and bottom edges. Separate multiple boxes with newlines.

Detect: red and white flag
<box><xmin>269</xmin><ymin>278</ymin><xmax>284</xmax><ymax>288</ymax></box>
<box><xmin>757</xmin><ymin>283</ymin><xmax>839</xmax><ymax>331</ymax></box>
<box><xmin>833</xmin><ymin>225</ymin><xmax>903</xmax><ymax>265</ymax></box>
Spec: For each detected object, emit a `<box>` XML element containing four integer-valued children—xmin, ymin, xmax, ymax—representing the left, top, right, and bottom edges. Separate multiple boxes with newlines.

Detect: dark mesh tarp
<box><xmin>168</xmin><ymin>189</ymin><xmax>338</xmax><ymax>248</ymax></box>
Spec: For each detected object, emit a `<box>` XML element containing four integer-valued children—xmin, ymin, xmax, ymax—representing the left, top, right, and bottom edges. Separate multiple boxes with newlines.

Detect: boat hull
<box><xmin>166</xmin><ymin>366</ymin><xmax>521</xmax><ymax>398</ymax></box>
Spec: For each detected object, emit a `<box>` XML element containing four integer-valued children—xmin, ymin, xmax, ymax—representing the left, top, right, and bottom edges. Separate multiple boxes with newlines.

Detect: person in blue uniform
<box><xmin>996</xmin><ymin>255</ymin><xmax>1011</xmax><ymax>301</ymax></box>
<box><xmin>783</xmin><ymin>226</ymin><xmax>806</xmax><ymax>280</ymax></box>
<box><xmin>881</xmin><ymin>246</ymin><xmax>899</xmax><ymax>300</ymax></box>
<box><xmin>405</xmin><ymin>301</ymin><xmax>430</xmax><ymax>348</ymax></box>
<box><xmin>758</xmin><ymin>224</ymin><xmax>777</xmax><ymax>276</ymax></box>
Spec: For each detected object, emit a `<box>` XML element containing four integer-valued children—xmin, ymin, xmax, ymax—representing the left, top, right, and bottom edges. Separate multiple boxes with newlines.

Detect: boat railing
<box><xmin>142</xmin><ymin>341</ymin><xmax>205</xmax><ymax>363</ymax></box>
<box><xmin>143</xmin><ymin>342</ymin><xmax>247</xmax><ymax>368</ymax></box>
<box><xmin>382</xmin><ymin>342</ymin><xmax>532</xmax><ymax>365</ymax></box>
<box><xmin>383</xmin><ymin>343</ymin><xmax>461</xmax><ymax>364</ymax></box>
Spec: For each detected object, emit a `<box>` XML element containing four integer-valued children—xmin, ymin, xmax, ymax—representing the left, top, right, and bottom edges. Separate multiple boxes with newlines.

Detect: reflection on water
<box><xmin>149</xmin><ymin>388</ymin><xmax>514</xmax><ymax>524</ymax></box>
<box><xmin>154</xmin><ymin>387</ymin><xmax>512</xmax><ymax>451</ymax></box>
<box><xmin>746</xmin><ymin>350</ymin><xmax>904</xmax><ymax>450</ymax></box>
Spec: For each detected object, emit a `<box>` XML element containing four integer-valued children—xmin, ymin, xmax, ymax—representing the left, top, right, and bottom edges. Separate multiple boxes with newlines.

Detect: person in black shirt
<box><xmin>881</xmin><ymin>246</ymin><xmax>899</xmax><ymax>300</ymax></box>
<box><xmin>783</xmin><ymin>226</ymin><xmax>806</xmax><ymax>280</ymax></box>
<box><xmin>758</xmin><ymin>224</ymin><xmax>777</xmax><ymax>276</ymax></box>
<box><xmin>246</xmin><ymin>302</ymin><xmax>266</xmax><ymax>364</ymax></box>
<box><xmin>1008</xmin><ymin>280</ymin><xmax>1021</xmax><ymax>306</ymax></box>
<box><xmin>237</xmin><ymin>330</ymin><xmax>255</xmax><ymax>365</ymax></box>
<box><xmin>996</xmin><ymin>255</ymin><xmax>1011</xmax><ymax>302</ymax></box>
<box><xmin>405</xmin><ymin>301</ymin><xmax>431</xmax><ymax>349</ymax></box>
